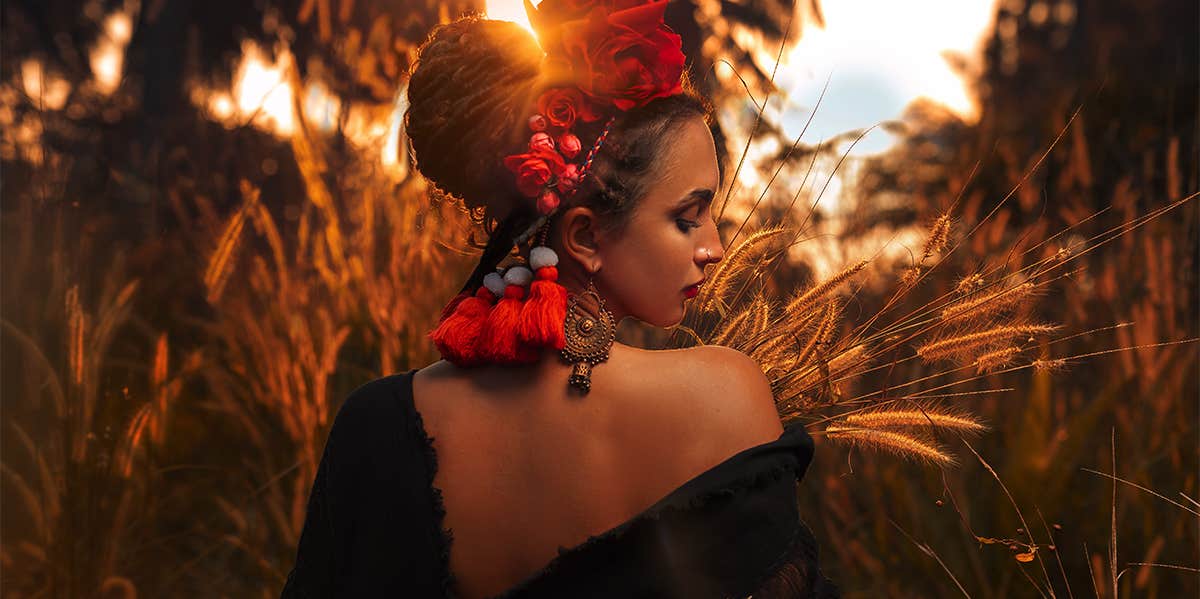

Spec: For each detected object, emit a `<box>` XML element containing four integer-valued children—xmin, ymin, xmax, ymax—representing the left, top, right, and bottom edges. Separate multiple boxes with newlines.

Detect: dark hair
<box><xmin>405</xmin><ymin>15</ymin><xmax>725</xmax><ymax>295</ymax></box>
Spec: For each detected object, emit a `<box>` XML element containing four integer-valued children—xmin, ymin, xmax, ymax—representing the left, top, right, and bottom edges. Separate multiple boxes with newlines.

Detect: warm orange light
<box><xmin>192</xmin><ymin>41</ymin><xmax>296</xmax><ymax>137</ymax></box>
<box><xmin>485</xmin><ymin>0</ymin><xmax>538</xmax><ymax>39</ymax></box>
<box><xmin>90</xmin><ymin>11</ymin><xmax>133</xmax><ymax>96</ymax></box>
<box><xmin>20</xmin><ymin>60</ymin><xmax>71</xmax><ymax>110</ymax></box>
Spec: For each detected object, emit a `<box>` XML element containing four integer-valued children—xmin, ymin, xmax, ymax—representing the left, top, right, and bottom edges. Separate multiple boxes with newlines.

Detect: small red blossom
<box><xmin>503</xmin><ymin>147</ymin><xmax>566</xmax><ymax>197</ymax></box>
<box><xmin>537</xmin><ymin>189</ymin><xmax>562</xmax><ymax>215</ymax></box>
<box><xmin>557</xmin><ymin>133</ymin><xmax>582</xmax><ymax>158</ymax></box>
<box><xmin>556</xmin><ymin>163</ymin><xmax>581</xmax><ymax>193</ymax></box>
<box><xmin>529</xmin><ymin>132</ymin><xmax>556</xmax><ymax>153</ymax></box>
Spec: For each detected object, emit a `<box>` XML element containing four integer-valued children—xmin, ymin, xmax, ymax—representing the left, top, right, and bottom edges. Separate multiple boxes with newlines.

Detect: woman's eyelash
<box><xmin>676</xmin><ymin>218</ymin><xmax>702</xmax><ymax>231</ymax></box>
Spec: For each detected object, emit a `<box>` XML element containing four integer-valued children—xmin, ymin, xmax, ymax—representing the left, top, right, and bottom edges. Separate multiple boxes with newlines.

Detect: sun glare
<box><xmin>777</xmin><ymin>0</ymin><xmax>998</xmax><ymax>155</ymax></box>
<box><xmin>485</xmin><ymin>0</ymin><xmax>538</xmax><ymax>38</ymax></box>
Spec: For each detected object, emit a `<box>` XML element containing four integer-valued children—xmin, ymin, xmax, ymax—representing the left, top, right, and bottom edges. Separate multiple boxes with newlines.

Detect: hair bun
<box><xmin>405</xmin><ymin>16</ymin><xmax>544</xmax><ymax>215</ymax></box>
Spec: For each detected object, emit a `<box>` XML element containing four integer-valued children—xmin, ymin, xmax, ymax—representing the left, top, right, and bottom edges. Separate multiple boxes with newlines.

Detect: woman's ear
<box><xmin>557</xmin><ymin>205</ymin><xmax>602</xmax><ymax>272</ymax></box>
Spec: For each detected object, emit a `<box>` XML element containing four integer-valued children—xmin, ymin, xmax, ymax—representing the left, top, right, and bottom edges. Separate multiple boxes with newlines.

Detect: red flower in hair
<box><xmin>527</xmin><ymin>0</ymin><xmax>649</xmax><ymax>47</ymax></box>
<box><xmin>556</xmin><ymin>133</ymin><xmax>582</xmax><ymax>158</ymax></box>
<box><xmin>503</xmin><ymin>147</ymin><xmax>567</xmax><ymax>197</ymax></box>
<box><xmin>536</xmin><ymin>88</ymin><xmax>601</xmax><ymax>130</ymax></box>
<box><xmin>529</xmin><ymin>131</ymin><xmax>556</xmax><ymax>153</ymax></box>
<box><xmin>558</xmin><ymin>1</ymin><xmax>685</xmax><ymax>111</ymax></box>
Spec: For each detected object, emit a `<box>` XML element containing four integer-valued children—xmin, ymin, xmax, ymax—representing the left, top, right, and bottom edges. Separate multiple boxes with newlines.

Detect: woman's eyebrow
<box><xmin>674</xmin><ymin>188</ymin><xmax>715</xmax><ymax>210</ymax></box>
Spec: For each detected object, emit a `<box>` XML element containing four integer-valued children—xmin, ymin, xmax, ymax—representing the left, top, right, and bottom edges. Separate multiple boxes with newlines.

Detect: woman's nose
<box><xmin>697</xmin><ymin>231</ymin><xmax>724</xmax><ymax>265</ymax></box>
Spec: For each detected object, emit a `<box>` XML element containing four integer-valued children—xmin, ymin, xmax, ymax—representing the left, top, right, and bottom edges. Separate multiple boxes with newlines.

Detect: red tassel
<box><xmin>438</xmin><ymin>291</ymin><xmax>471</xmax><ymax>323</ymax></box>
<box><xmin>429</xmin><ymin>287</ymin><xmax>495</xmax><ymax>366</ymax></box>
<box><xmin>481</xmin><ymin>285</ymin><xmax>541</xmax><ymax>364</ymax></box>
<box><xmin>519</xmin><ymin>266</ymin><xmax>567</xmax><ymax>351</ymax></box>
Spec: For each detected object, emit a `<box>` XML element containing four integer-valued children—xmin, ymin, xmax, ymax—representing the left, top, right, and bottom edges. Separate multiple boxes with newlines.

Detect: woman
<box><xmin>282</xmin><ymin>2</ymin><xmax>837</xmax><ymax>597</ymax></box>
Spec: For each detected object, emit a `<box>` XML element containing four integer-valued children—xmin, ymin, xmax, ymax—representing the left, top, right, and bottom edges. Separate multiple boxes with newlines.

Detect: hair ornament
<box><xmin>430</xmin><ymin>0</ymin><xmax>686</xmax><ymax>370</ymax></box>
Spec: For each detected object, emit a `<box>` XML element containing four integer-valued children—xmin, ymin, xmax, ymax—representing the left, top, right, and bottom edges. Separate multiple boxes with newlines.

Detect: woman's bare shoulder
<box><xmin>612</xmin><ymin>344</ymin><xmax>785</xmax><ymax>451</ymax></box>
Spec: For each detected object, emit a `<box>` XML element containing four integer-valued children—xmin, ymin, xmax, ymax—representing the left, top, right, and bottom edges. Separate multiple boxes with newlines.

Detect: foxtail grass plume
<box><xmin>973</xmin><ymin>346</ymin><xmax>1022</xmax><ymax>374</ymax></box>
<box><xmin>843</xmin><ymin>408</ymin><xmax>987</xmax><ymax>433</ymax></box>
<box><xmin>825</xmin><ymin>423</ymin><xmax>956</xmax><ymax>466</ymax></box>
<box><xmin>1032</xmin><ymin>358</ymin><xmax>1068</xmax><ymax>372</ymax></box>
<box><xmin>941</xmin><ymin>282</ymin><xmax>1036</xmax><ymax>323</ymax></box>
<box><xmin>785</xmin><ymin>260</ymin><xmax>868</xmax><ymax>315</ymax></box>
<box><xmin>955</xmin><ymin>273</ymin><xmax>985</xmax><ymax>295</ymax></box>
<box><xmin>696</xmin><ymin>226</ymin><xmax>789</xmax><ymax>314</ymax></box>
<box><xmin>917</xmin><ymin>324</ymin><xmax>1058</xmax><ymax>363</ymax></box>
<box><xmin>921</xmin><ymin>213</ymin><xmax>952</xmax><ymax>261</ymax></box>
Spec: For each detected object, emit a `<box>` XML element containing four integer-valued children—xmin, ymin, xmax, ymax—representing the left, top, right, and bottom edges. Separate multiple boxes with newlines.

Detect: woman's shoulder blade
<box><xmin>652</xmin><ymin>345</ymin><xmax>783</xmax><ymax>435</ymax></box>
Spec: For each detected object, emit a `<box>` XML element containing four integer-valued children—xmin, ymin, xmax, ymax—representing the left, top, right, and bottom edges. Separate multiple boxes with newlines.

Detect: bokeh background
<box><xmin>1</xmin><ymin>0</ymin><xmax>1196</xmax><ymax>596</ymax></box>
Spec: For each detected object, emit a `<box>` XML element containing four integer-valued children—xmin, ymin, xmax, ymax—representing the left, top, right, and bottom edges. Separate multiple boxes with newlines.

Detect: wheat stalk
<box><xmin>844</xmin><ymin>408</ymin><xmax>987</xmax><ymax>433</ymax></box>
<box><xmin>698</xmin><ymin>226</ymin><xmax>789</xmax><ymax>314</ymax></box>
<box><xmin>921</xmin><ymin>213</ymin><xmax>952</xmax><ymax>261</ymax></box>
<box><xmin>785</xmin><ymin>260</ymin><xmax>868</xmax><ymax>315</ymax></box>
<box><xmin>974</xmin><ymin>346</ymin><xmax>1022</xmax><ymax>374</ymax></box>
<box><xmin>1032</xmin><ymin>358</ymin><xmax>1068</xmax><ymax>372</ymax></box>
<box><xmin>825</xmin><ymin>424</ymin><xmax>956</xmax><ymax>466</ymax></box>
<box><xmin>204</xmin><ymin>189</ymin><xmax>254</xmax><ymax>303</ymax></box>
<box><xmin>917</xmin><ymin>324</ymin><xmax>1058</xmax><ymax>362</ymax></box>
<box><xmin>941</xmin><ymin>282</ymin><xmax>1036</xmax><ymax>323</ymax></box>
<box><xmin>712</xmin><ymin>304</ymin><xmax>758</xmax><ymax>346</ymax></box>
<box><xmin>955</xmin><ymin>273</ymin><xmax>986</xmax><ymax>295</ymax></box>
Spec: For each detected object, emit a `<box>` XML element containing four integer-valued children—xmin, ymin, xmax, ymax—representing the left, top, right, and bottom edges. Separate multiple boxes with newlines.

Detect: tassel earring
<box><xmin>437</xmin><ymin>291</ymin><xmax>472</xmax><ymax>323</ymax></box>
<box><xmin>519</xmin><ymin>246</ymin><xmax>568</xmax><ymax>351</ymax></box>
<box><xmin>480</xmin><ymin>265</ymin><xmax>540</xmax><ymax>364</ymax></box>
<box><xmin>429</xmin><ymin>271</ymin><xmax>505</xmax><ymax>366</ymax></box>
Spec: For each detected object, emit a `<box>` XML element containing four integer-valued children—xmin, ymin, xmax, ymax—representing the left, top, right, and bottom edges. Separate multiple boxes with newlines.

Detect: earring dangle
<box><xmin>560</xmin><ymin>276</ymin><xmax>615</xmax><ymax>393</ymax></box>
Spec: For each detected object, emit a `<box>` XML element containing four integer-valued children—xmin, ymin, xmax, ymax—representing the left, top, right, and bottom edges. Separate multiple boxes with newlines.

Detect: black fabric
<box><xmin>281</xmin><ymin>369</ymin><xmax>839</xmax><ymax>598</ymax></box>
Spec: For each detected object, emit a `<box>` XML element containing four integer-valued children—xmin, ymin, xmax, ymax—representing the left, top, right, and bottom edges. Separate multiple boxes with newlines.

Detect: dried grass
<box><xmin>825</xmin><ymin>423</ymin><xmax>957</xmax><ymax>466</ymax></box>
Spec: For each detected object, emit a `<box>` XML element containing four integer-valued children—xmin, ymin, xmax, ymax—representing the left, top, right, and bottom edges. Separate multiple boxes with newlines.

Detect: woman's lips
<box><xmin>684</xmin><ymin>282</ymin><xmax>703</xmax><ymax>298</ymax></box>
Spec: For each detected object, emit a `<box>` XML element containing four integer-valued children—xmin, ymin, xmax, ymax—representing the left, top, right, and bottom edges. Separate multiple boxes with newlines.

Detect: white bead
<box><xmin>482</xmin><ymin>272</ymin><xmax>506</xmax><ymax>296</ymax></box>
<box><xmin>503</xmin><ymin>265</ymin><xmax>534</xmax><ymax>287</ymax></box>
<box><xmin>530</xmin><ymin>246</ymin><xmax>559</xmax><ymax>270</ymax></box>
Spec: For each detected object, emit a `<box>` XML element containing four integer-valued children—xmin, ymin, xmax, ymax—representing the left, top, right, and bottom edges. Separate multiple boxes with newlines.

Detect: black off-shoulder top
<box><xmin>281</xmin><ymin>369</ymin><xmax>838</xmax><ymax>598</ymax></box>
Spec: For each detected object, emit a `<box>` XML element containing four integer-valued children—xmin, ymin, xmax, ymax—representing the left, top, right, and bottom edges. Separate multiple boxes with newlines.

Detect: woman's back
<box><xmin>412</xmin><ymin>343</ymin><xmax>785</xmax><ymax>598</ymax></box>
<box><xmin>280</xmin><ymin>347</ymin><xmax>837</xmax><ymax>598</ymax></box>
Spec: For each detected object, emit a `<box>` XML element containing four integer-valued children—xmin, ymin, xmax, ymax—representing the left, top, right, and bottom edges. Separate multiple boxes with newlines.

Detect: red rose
<box><xmin>536</xmin><ymin>88</ymin><xmax>601</xmax><ymax>130</ymax></box>
<box><xmin>528</xmin><ymin>114</ymin><xmax>548</xmax><ymax>132</ymax></box>
<box><xmin>529</xmin><ymin>0</ymin><xmax>647</xmax><ymax>35</ymax></box>
<box><xmin>529</xmin><ymin>131</ymin><xmax>556</xmax><ymax>153</ymax></box>
<box><xmin>503</xmin><ymin>147</ymin><xmax>566</xmax><ymax>197</ymax></box>
<box><xmin>556</xmin><ymin>163</ymin><xmax>581</xmax><ymax>193</ymax></box>
<box><xmin>557</xmin><ymin>133</ymin><xmax>582</xmax><ymax>159</ymax></box>
<box><xmin>559</xmin><ymin>1</ymin><xmax>685</xmax><ymax>111</ymax></box>
<box><xmin>531</xmin><ymin>0</ymin><xmax>601</xmax><ymax>23</ymax></box>
<box><xmin>537</xmin><ymin>189</ymin><xmax>561</xmax><ymax>215</ymax></box>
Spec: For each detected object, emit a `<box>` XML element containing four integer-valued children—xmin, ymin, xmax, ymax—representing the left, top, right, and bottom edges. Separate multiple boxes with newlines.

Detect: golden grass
<box><xmin>940</xmin><ymin>282</ymin><xmax>1036</xmax><ymax>323</ymax></box>
<box><xmin>843</xmin><ymin>408</ymin><xmax>987</xmax><ymax>433</ymax></box>
<box><xmin>824</xmin><ymin>423</ymin><xmax>956</xmax><ymax>466</ymax></box>
<box><xmin>696</xmin><ymin>225</ymin><xmax>789</xmax><ymax>315</ymax></box>
<box><xmin>917</xmin><ymin>324</ymin><xmax>1059</xmax><ymax>363</ymax></box>
<box><xmin>785</xmin><ymin>260</ymin><xmax>869</xmax><ymax>316</ymax></box>
<box><xmin>973</xmin><ymin>346</ymin><xmax>1022</xmax><ymax>374</ymax></box>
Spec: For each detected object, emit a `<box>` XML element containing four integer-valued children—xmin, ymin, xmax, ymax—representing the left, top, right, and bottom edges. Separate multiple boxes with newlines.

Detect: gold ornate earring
<box><xmin>560</xmin><ymin>275</ymin><xmax>615</xmax><ymax>393</ymax></box>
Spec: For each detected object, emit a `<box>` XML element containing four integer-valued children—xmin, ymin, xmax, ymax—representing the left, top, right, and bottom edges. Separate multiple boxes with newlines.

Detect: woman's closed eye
<box><xmin>676</xmin><ymin>218</ymin><xmax>702</xmax><ymax>232</ymax></box>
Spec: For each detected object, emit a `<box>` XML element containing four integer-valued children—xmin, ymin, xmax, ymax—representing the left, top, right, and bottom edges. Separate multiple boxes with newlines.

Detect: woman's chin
<box><xmin>661</xmin><ymin>303</ymin><xmax>688</xmax><ymax>328</ymax></box>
